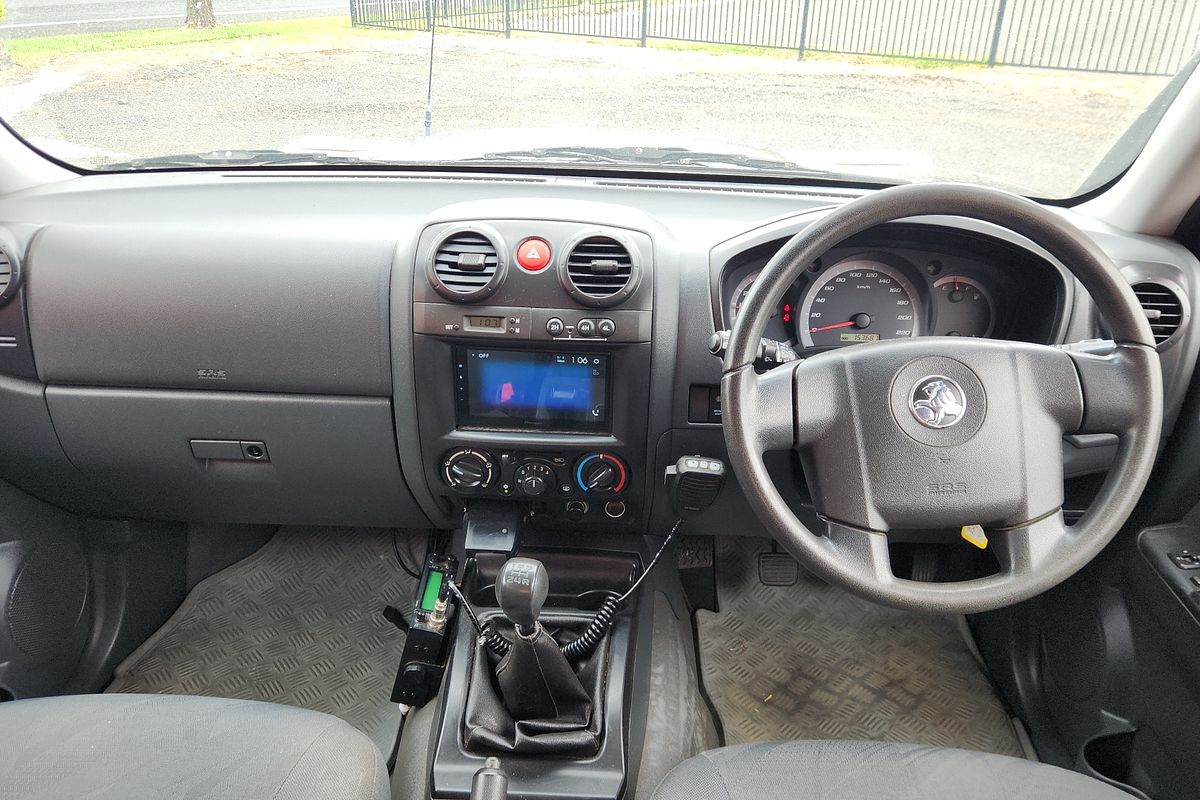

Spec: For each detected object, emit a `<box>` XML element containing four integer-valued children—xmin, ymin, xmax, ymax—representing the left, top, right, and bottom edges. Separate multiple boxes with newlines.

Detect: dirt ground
<box><xmin>0</xmin><ymin>30</ymin><xmax>1169</xmax><ymax>196</ymax></box>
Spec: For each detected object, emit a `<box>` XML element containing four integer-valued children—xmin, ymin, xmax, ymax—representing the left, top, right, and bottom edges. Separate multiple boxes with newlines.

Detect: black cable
<box><xmin>560</xmin><ymin>519</ymin><xmax>682</xmax><ymax>660</ymax></box>
<box><xmin>447</xmin><ymin>578</ymin><xmax>512</xmax><ymax>656</ymax></box>
<box><xmin>618</xmin><ymin>519</ymin><xmax>682</xmax><ymax>604</ymax></box>
<box><xmin>560</xmin><ymin>593</ymin><xmax>620</xmax><ymax>660</ymax></box>
<box><xmin>446</xmin><ymin>579</ymin><xmax>482</xmax><ymax>633</ymax></box>
<box><xmin>391</xmin><ymin>530</ymin><xmax>422</xmax><ymax>580</ymax></box>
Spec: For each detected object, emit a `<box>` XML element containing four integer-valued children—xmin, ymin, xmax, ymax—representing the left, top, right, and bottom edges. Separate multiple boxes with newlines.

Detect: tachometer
<box><xmin>727</xmin><ymin>272</ymin><xmax>760</xmax><ymax>324</ymax></box>
<box><xmin>799</xmin><ymin>258</ymin><xmax>922</xmax><ymax>347</ymax></box>
<box><xmin>728</xmin><ymin>271</ymin><xmax>796</xmax><ymax>330</ymax></box>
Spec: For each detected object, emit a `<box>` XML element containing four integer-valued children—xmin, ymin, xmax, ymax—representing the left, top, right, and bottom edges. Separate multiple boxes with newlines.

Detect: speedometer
<box><xmin>799</xmin><ymin>258</ymin><xmax>923</xmax><ymax>347</ymax></box>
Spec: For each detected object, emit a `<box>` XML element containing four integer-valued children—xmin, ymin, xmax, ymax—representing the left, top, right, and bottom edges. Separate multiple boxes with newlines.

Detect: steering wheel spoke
<box><xmin>1068</xmin><ymin>343</ymin><xmax>1161</xmax><ymax>435</ymax></box>
<box><xmin>823</xmin><ymin>521</ymin><xmax>895</xmax><ymax>584</ymax></box>
<box><xmin>990</xmin><ymin>511</ymin><xmax>1071</xmax><ymax>578</ymax></box>
<box><xmin>721</xmin><ymin>363</ymin><xmax>798</xmax><ymax>454</ymax></box>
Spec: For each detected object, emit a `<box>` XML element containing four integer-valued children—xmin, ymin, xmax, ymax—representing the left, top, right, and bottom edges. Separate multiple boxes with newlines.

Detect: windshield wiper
<box><xmin>100</xmin><ymin>149</ymin><xmax>368</xmax><ymax>170</ymax></box>
<box><xmin>457</xmin><ymin>145</ymin><xmax>864</xmax><ymax>178</ymax></box>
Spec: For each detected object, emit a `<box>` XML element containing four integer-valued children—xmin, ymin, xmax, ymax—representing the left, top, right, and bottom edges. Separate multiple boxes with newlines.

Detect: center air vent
<box><xmin>562</xmin><ymin>234</ymin><xmax>640</xmax><ymax>307</ymax></box>
<box><xmin>1132</xmin><ymin>281</ymin><xmax>1186</xmax><ymax>347</ymax></box>
<box><xmin>428</xmin><ymin>228</ymin><xmax>506</xmax><ymax>302</ymax></box>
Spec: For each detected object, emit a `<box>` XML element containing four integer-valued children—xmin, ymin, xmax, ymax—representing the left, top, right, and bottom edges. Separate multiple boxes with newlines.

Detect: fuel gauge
<box><xmin>933</xmin><ymin>275</ymin><xmax>994</xmax><ymax>338</ymax></box>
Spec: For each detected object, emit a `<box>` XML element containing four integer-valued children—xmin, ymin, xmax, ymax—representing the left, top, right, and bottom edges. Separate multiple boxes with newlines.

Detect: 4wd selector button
<box><xmin>596</xmin><ymin>318</ymin><xmax>616</xmax><ymax>337</ymax></box>
<box><xmin>577</xmin><ymin>319</ymin><xmax>597</xmax><ymax>337</ymax></box>
<box><xmin>546</xmin><ymin>317</ymin><xmax>565</xmax><ymax>336</ymax></box>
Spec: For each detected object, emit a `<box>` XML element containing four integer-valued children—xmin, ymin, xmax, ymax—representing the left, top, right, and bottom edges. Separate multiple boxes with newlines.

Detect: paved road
<box><xmin>0</xmin><ymin>0</ymin><xmax>345</xmax><ymax>38</ymax></box>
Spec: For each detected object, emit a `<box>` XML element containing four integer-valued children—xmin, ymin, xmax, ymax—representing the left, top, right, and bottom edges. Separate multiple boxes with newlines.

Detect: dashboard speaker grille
<box><xmin>1132</xmin><ymin>281</ymin><xmax>1184</xmax><ymax>346</ymax></box>
<box><xmin>564</xmin><ymin>235</ymin><xmax>637</xmax><ymax>306</ymax></box>
<box><xmin>430</xmin><ymin>230</ymin><xmax>503</xmax><ymax>301</ymax></box>
<box><xmin>8</xmin><ymin>538</ymin><xmax>88</xmax><ymax>661</ymax></box>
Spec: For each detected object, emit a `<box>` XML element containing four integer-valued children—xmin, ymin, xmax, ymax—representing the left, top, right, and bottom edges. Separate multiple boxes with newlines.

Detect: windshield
<box><xmin>0</xmin><ymin>2</ymin><xmax>1196</xmax><ymax>199</ymax></box>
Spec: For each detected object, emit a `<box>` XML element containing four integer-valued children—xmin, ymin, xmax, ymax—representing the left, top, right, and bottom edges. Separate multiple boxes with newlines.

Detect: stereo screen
<box><xmin>454</xmin><ymin>348</ymin><xmax>610</xmax><ymax>432</ymax></box>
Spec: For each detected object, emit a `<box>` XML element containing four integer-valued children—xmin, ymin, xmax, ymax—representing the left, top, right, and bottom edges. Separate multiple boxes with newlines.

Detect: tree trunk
<box><xmin>185</xmin><ymin>0</ymin><xmax>217</xmax><ymax>29</ymax></box>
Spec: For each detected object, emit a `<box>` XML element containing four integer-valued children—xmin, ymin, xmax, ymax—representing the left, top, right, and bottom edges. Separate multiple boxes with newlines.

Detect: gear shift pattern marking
<box><xmin>496</xmin><ymin>558</ymin><xmax>549</xmax><ymax>636</ymax></box>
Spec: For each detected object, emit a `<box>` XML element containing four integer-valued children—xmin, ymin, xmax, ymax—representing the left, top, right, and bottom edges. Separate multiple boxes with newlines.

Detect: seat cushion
<box><xmin>0</xmin><ymin>693</ymin><xmax>390</xmax><ymax>800</ymax></box>
<box><xmin>651</xmin><ymin>741</ymin><xmax>1133</xmax><ymax>800</ymax></box>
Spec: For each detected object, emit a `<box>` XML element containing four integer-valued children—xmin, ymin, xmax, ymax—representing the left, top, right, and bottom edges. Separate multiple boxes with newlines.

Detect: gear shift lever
<box><xmin>496</xmin><ymin>558</ymin><xmax>549</xmax><ymax>636</ymax></box>
<box><xmin>490</xmin><ymin>556</ymin><xmax>591</xmax><ymax>722</ymax></box>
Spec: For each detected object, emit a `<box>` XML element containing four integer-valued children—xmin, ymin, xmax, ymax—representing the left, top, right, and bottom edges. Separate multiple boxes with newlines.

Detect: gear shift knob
<box><xmin>496</xmin><ymin>558</ymin><xmax>549</xmax><ymax>635</ymax></box>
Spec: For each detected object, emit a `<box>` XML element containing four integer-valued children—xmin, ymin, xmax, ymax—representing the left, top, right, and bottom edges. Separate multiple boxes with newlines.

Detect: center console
<box><xmin>411</xmin><ymin>219</ymin><xmax>654</xmax><ymax>530</ymax></box>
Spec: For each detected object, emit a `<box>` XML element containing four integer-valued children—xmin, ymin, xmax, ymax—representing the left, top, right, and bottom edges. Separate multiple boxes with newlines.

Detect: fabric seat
<box><xmin>651</xmin><ymin>740</ymin><xmax>1132</xmax><ymax>800</ymax></box>
<box><xmin>0</xmin><ymin>693</ymin><xmax>390</xmax><ymax>800</ymax></box>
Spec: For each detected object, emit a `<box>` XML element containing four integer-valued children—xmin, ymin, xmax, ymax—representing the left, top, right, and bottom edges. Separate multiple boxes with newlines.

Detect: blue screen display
<box><xmin>456</xmin><ymin>349</ymin><xmax>610</xmax><ymax>431</ymax></box>
<box><xmin>480</xmin><ymin>360</ymin><xmax>593</xmax><ymax>411</ymax></box>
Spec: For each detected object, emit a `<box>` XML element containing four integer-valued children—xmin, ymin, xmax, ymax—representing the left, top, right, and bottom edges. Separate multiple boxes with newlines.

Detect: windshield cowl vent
<box><xmin>562</xmin><ymin>234</ymin><xmax>640</xmax><ymax>307</ymax></box>
<box><xmin>429</xmin><ymin>228</ymin><xmax>505</xmax><ymax>302</ymax></box>
<box><xmin>1132</xmin><ymin>281</ymin><xmax>1185</xmax><ymax>348</ymax></box>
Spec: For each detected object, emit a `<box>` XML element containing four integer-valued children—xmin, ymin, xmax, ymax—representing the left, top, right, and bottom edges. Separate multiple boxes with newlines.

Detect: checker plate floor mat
<box><xmin>106</xmin><ymin>527</ymin><xmax>420</xmax><ymax>746</ymax></box>
<box><xmin>697</xmin><ymin>537</ymin><xmax>1022</xmax><ymax>756</ymax></box>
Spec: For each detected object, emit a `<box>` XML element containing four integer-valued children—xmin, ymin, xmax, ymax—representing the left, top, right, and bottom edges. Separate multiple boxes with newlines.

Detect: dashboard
<box><xmin>0</xmin><ymin>173</ymin><xmax>1195</xmax><ymax>539</ymax></box>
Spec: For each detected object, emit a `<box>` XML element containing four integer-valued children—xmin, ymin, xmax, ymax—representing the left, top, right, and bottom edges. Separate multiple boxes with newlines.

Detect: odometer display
<box><xmin>799</xmin><ymin>258</ymin><xmax>923</xmax><ymax>347</ymax></box>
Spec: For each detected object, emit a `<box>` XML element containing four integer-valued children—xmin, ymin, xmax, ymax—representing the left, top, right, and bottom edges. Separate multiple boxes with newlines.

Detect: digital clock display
<box><xmin>465</xmin><ymin>315</ymin><xmax>506</xmax><ymax>330</ymax></box>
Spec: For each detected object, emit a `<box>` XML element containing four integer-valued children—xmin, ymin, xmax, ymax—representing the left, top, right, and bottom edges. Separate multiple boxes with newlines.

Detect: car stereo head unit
<box><xmin>454</xmin><ymin>347</ymin><xmax>611</xmax><ymax>433</ymax></box>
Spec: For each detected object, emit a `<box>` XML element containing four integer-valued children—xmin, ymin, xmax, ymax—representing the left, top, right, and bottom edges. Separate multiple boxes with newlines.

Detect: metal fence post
<box><xmin>504</xmin><ymin>0</ymin><xmax>511</xmax><ymax>37</ymax></box>
<box><xmin>987</xmin><ymin>0</ymin><xmax>1008</xmax><ymax>68</ymax></box>
<box><xmin>348</xmin><ymin>0</ymin><xmax>358</xmax><ymax>27</ymax></box>
<box><xmin>639</xmin><ymin>0</ymin><xmax>649</xmax><ymax>47</ymax></box>
<box><xmin>797</xmin><ymin>0</ymin><xmax>810</xmax><ymax>60</ymax></box>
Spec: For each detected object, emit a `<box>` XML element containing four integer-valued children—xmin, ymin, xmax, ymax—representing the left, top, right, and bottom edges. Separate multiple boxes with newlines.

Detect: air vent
<box><xmin>1132</xmin><ymin>281</ymin><xmax>1185</xmax><ymax>347</ymax></box>
<box><xmin>0</xmin><ymin>247</ymin><xmax>17</xmax><ymax>306</ymax></box>
<box><xmin>562</xmin><ymin>234</ymin><xmax>639</xmax><ymax>307</ymax></box>
<box><xmin>428</xmin><ymin>228</ymin><xmax>505</xmax><ymax>302</ymax></box>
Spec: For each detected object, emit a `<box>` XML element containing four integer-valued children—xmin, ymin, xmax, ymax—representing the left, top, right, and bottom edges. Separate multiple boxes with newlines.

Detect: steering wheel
<box><xmin>723</xmin><ymin>183</ymin><xmax>1162</xmax><ymax>613</ymax></box>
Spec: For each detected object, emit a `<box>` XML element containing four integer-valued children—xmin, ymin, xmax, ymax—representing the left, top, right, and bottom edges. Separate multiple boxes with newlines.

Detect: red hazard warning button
<box><xmin>516</xmin><ymin>238</ymin><xmax>552</xmax><ymax>272</ymax></box>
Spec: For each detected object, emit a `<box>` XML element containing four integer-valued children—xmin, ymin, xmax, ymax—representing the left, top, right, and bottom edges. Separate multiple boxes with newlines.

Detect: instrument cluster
<box><xmin>720</xmin><ymin>226</ymin><xmax>1064</xmax><ymax>349</ymax></box>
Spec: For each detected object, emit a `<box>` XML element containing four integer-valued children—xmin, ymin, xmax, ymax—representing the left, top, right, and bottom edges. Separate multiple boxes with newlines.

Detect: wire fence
<box><xmin>349</xmin><ymin>0</ymin><xmax>1200</xmax><ymax>76</ymax></box>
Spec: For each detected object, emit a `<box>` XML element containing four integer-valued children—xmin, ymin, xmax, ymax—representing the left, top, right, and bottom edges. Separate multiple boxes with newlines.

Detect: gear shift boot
<box><xmin>463</xmin><ymin>612</ymin><xmax>609</xmax><ymax>755</ymax></box>
<box><xmin>461</xmin><ymin>557</ymin><xmax>608</xmax><ymax>755</ymax></box>
<box><xmin>496</xmin><ymin>623</ymin><xmax>591</xmax><ymax>721</ymax></box>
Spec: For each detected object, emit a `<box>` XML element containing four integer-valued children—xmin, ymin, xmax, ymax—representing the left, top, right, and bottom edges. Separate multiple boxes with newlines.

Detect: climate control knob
<box><xmin>442</xmin><ymin>448</ymin><xmax>495</xmax><ymax>490</ymax></box>
<box><xmin>575</xmin><ymin>453</ymin><xmax>628</xmax><ymax>495</ymax></box>
<box><xmin>515</xmin><ymin>462</ymin><xmax>554</xmax><ymax>496</ymax></box>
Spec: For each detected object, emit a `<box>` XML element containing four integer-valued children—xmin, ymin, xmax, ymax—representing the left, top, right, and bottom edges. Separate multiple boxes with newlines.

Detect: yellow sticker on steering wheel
<box><xmin>961</xmin><ymin>524</ymin><xmax>989</xmax><ymax>549</ymax></box>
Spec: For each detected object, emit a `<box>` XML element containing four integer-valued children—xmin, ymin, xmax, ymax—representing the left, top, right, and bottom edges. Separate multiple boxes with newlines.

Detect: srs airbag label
<box><xmin>196</xmin><ymin>368</ymin><xmax>228</xmax><ymax>381</ymax></box>
<box><xmin>928</xmin><ymin>482</ymin><xmax>968</xmax><ymax>496</ymax></box>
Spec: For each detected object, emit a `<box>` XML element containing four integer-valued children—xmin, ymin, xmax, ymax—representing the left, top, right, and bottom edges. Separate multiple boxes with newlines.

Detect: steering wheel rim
<box><xmin>722</xmin><ymin>183</ymin><xmax>1162</xmax><ymax>613</ymax></box>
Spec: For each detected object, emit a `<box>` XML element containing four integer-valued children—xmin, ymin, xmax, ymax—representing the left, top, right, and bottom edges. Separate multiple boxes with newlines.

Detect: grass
<box><xmin>0</xmin><ymin>14</ymin><xmax>982</xmax><ymax>72</ymax></box>
<box><xmin>4</xmin><ymin>17</ymin><xmax>412</xmax><ymax>67</ymax></box>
